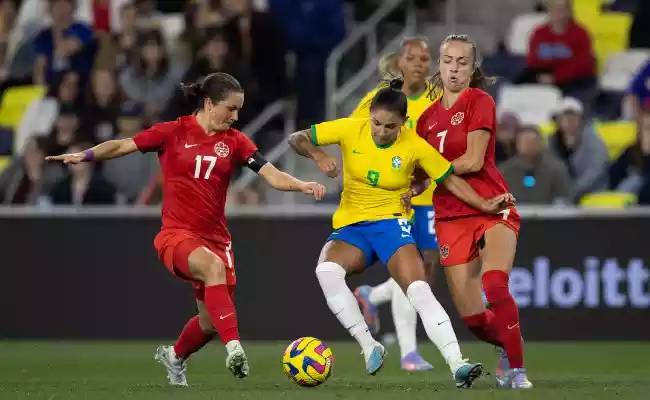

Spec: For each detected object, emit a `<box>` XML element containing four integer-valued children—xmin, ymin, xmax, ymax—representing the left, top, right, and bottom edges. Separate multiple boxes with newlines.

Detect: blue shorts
<box><xmin>327</xmin><ymin>218</ymin><xmax>416</xmax><ymax>267</ymax></box>
<box><xmin>412</xmin><ymin>206</ymin><xmax>438</xmax><ymax>250</ymax></box>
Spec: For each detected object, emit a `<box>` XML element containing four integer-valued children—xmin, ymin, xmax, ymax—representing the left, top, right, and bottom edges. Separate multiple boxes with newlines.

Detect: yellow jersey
<box><xmin>350</xmin><ymin>85</ymin><xmax>437</xmax><ymax>206</ymax></box>
<box><xmin>311</xmin><ymin>118</ymin><xmax>453</xmax><ymax>229</ymax></box>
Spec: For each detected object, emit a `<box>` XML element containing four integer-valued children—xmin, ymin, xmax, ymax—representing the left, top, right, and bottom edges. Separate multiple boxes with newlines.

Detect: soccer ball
<box><xmin>282</xmin><ymin>337</ymin><xmax>333</xmax><ymax>387</ymax></box>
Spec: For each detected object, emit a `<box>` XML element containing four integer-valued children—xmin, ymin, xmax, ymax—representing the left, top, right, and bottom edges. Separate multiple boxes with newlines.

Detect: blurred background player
<box><xmin>346</xmin><ymin>37</ymin><xmax>441</xmax><ymax>371</ymax></box>
<box><xmin>289</xmin><ymin>79</ymin><xmax>513</xmax><ymax>388</ymax></box>
<box><xmin>417</xmin><ymin>34</ymin><xmax>532</xmax><ymax>389</ymax></box>
<box><xmin>46</xmin><ymin>72</ymin><xmax>326</xmax><ymax>386</ymax></box>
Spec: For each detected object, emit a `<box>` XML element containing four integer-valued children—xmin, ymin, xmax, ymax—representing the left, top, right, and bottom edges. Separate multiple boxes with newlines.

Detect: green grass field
<box><xmin>1</xmin><ymin>341</ymin><xmax>649</xmax><ymax>399</ymax></box>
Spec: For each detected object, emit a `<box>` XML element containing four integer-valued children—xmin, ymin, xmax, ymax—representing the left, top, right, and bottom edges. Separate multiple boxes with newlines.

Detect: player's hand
<box><xmin>313</xmin><ymin>153</ymin><xmax>339</xmax><ymax>178</ymax></box>
<box><xmin>300</xmin><ymin>181</ymin><xmax>326</xmax><ymax>200</ymax></box>
<box><xmin>401</xmin><ymin>187</ymin><xmax>417</xmax><ymax>213</ymax></box>
<box><xmin>45</xmin><ymin>152</ymin><xmax>85</xmax><ymax>164</ymax></box>
<box><xmin>482</xmin><ymin>193</ymin><xmax>516</xmax><ymax>213</ymax></box>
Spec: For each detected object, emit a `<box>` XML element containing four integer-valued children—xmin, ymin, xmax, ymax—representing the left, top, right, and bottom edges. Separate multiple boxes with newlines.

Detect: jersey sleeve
<box><xmin>310</xmin><ymin>118</ymin><xmax>356</xmax><ymax>146</ymax></box>
<box><xmin>349</xmin><ymin>89</ymin><xmax>377</xmax><ymax>118</ymax></box>
<box><xmin>414</xmin><ymin>136</ymin><xmax>454</xmax><ymax>184</ymax></box>
<box><xmin>235</xmin><ymin>131</ymin><xmax>259</xmax><ymax>165</ymax></box>
<box><xmin>467</xmin><ymin>92</ymin><xmax>496</xmax><ymax>134</ymax></box>
<box><xmin>132</xmin><ymin>120</ymin><xmax>179</xmax><ymax>153</ymax></box>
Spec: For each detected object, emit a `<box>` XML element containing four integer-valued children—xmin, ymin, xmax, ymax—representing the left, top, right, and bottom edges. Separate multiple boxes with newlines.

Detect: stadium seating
<box><xmin>497</xmin><ymin>83</ymin><xmax>562</xmax><ymax>125</ymax></box>
<box><xmin>579</xmin><ymin>191</ymin><xmax>638</xmax><ymax>208</ymax></box>
<box><xmin>594</xmin><ymin>120</ymin><xmax>637</xmax><ymax>160</ymax></box>
<box><xmin>505</xmin><ymin>12</ymin><xmax>547</xmax><ymax>56</ymax></box>
<box><xmin>422</xmin><ymin>22</ymin><xmax>498</xmax><ymax>55</ymax></box>
<box><xmin>0</xmin><ymin>85</ymin><xmax>46</xmax><ymax>131</ymax></box>
<box><xmin>600</xmin><ymin>49</ymin><xmax>650</xmax><ymax>92</ymax></box>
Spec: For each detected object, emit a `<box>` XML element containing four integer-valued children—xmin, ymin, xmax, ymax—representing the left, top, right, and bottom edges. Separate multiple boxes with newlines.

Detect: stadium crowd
<box><xmin>0</xmin><ymin>0</ymin><xmax>648</xmax><ymax>206</ymax></box>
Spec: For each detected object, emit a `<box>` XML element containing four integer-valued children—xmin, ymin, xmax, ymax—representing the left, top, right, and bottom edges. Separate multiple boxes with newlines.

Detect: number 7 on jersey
<box><xmin>436</xmin><ymin>130</ymin><xmax>448</xmax><ymax>153</ymax></box>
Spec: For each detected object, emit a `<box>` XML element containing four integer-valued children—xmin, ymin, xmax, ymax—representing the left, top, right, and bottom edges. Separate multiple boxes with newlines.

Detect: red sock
<box><xmin>204</xmin><ymin>284</ymin><xmax>240</xmax><ymax>344</ymax></box>
<box><xmin>462</xmin><ymin>310</ymin><xmax>502</xmax><ymax>347</ymax></box>
<box><xmin>483</xmin><ymin>270</ymin><xmax>524</xmax><ymax>368</ymax></box>
<box><xmin>174</xmin><ymin>315</ymin><xmax>215</xmax><ymax>359</ymax></box>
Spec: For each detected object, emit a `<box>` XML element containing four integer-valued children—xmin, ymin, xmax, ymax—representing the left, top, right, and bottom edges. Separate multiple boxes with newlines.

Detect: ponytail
<box><xmin>181</xmin><ymin>72</ymin><xmax>243</xmax><ymax>111</ymax></box>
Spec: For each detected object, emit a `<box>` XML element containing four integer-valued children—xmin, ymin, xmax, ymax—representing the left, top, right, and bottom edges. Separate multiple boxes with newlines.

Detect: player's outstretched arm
<box><xmin>442</xmin><ymin>174</ymin><xmax>511</xmax><ymax>214</ymax></box>
<box><xmin>452</xmin><ymin>130</ymin><xmax>490</xmax><ymax>174</ymax></box>
<box><xmin>258</xmin><ymin>163</ymin><xmax>326</xmax><ymax>200</ymax></box>
<box><xmin>45</xmin><ymin>139</ymin><xmax>139</xmax><ymax>164</ymax></box>
<box><xmin>288</xmin><ymin>130</ymin><xmax>339</xmax><ymax>178</ymax></box>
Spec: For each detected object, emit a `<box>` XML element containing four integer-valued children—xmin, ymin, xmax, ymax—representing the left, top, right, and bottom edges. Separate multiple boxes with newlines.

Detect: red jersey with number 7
<box><xmin>133</xmin><ymin>115</ymin><xmax>258</xmax><ymax>243</ymax></box>
<box><xmin>417</xmin><ymin>88</ymin><xmax>510</xmax><ymax>220</ymax></box>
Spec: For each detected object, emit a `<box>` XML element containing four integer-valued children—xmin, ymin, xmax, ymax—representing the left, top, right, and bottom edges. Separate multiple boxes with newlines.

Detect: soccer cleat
<box><xmin>495</xmin><ymin>346</ymin><xmax>510</xmax><ymax>382</ymax></box>
<box><xmin>364</xmin><ymin>342</ymin><xmax>386</xmax><ymax>375</ymax></box>
<box><xmin>154</xmin><ymin>345</ymin><xmax>188</xmax><ymax>387</ymax></box>
<box><xmin>400</xmin><ymin>351</ymin><xmax>434</xmax><ymax>371</ymax></box>
<box><xmin>454</xmin><ymin>361</ymin><xmax>484</xmax><ymax>388</ymax></box>
<box><xmin>354</xmin><ymin>285</ymin><xmax>380</xmax><ymax>334</ymax></box>
<box><xmin>496</xmin><ymin>368</ymin><xmax>533</xmax><ymax>389</ymax></box>
<box><xmin>225</xmin><ymin>340</ymin><xmax>249</xmax><ymax>379</ymax></box>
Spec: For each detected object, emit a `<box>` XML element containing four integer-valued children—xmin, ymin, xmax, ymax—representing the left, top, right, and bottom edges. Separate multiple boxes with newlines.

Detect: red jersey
<box><xmin>133</xmin><ymin>115</ymin><xmax>258</xmax><ymax>243</ymax></box>
<box><xmin>417</xmin><ymin>88</ymin><xmax>510</xmax><ymax>220</ymax></box>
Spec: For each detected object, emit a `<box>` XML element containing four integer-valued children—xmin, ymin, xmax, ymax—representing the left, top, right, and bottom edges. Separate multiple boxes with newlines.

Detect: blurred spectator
<box><xmin>16</xmin><ymin>70</ymin><xmax>81</xmax><ymax>153</ymax></box>
<box><xmin>164</xmin><ymin>28</ymin><xmax>256</xmax><ymax>124</ymax></box>
<box><xmin>269</xmin><ymin>0</ymin><xmax>345</xmax><ymax>127</ymax></box>
<box><xmin>0</xmin><ymin>136</ymin><xmax>63</xmax><ymax>204</ymax></box>
<box><xmin>623</xmin><ymin>60</ymin><xmax>650</xmax><ymax>120</ymax></box>
<box><xmin>495</xmin><ymin>111</ymin><xmax>520</xmax><ymax>163</ymax></box>
<box><xmin>223</xmin><ymin>0</ymin><xmax>286</xmax><ymax>106</ymax></box>
<box><xmin>95</xmin><ymin>1</ymin><xmax>138</xmax><ymax>70</ymax></box>
<box><xmin>0</xmin><ymin>0</ymin><xmax>38</xmax><ymax>89</ymax></box>
<box><xmin>500</xmin><ymin>125</ymin><xmax>573</xmax><ymax>205</ymax></box>
<box><xmin>46</xmin><ymin>103</ymin><xmax>81</xmax><ymax>155</ymax></box>
<box><xmin>180</xmin><ymin>0</ymin><xmax>227</xmax><ymax>56</ymax></box>
<box><xmin>549</xmin><ymin>97</ymin><xmax>609</xmax><ymax>200</ymax></box>
<box><xmin>81</xmin><ymin>68</ymin><xmax>121</xmax><ymax>143</ymax></box>
<box><xmin>133</xmin><ymin>0</ymin><xmax>161</xmax><ymax>30</ymax></box>
<box><xmin>609</xmin><ymin>106</ymin><xmax>650</xmax><ymax>197</ymax></box>
<box><xmin>75</xmin><ymin>0</ymin><xmax>131</xmax><ymax>34</ymax></box>
<box><xmin>629</xmin><ymin>0</ymin><xmax>650</xmax><ymax>49</ymax></box>
<box><xmin>518</xmin><ymin>0</ymin><xmax>596</xmax><ymax>105</ymax></box>
<box><xmin>49</xmin><ymin>141</ymin><xmax>116</xmax><ymax>205</ymax></box>
<box><xmin>33</xmin><ymin>0</ymin><xmax>96</xmax><ymax>86</ymax></box>
<box><xmin>103</xmin><ymin>101</ymin><xmax>156</xmax><ymax>203</ymax></box>
<box><xmin>119</xmin><ymin>29</ymin><xmax>184</xmax><ymax>124</ymax></box>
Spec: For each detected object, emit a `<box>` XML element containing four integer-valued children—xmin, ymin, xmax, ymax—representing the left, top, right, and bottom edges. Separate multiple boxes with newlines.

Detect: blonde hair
<box><xmin>378</xmin><ymin>52</ymin><xmax>400</xmax><ymax>81</ymax></box>
<box><xmin>427</xmin><ymin>34</ymin><xmax>496</xmax><ymax>99</ymax></box>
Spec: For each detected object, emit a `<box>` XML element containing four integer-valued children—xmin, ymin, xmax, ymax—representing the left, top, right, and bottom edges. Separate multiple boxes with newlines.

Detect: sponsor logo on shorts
<box><xmin>214</xmin><ymin>141</ymin><xmax>230</xmax><ymax>158</ymax></box>
<box><xmin>391</xmin><ymin>156</ymin><xmax>402</xmax><ymax>170</ymax></box>
<box><xmin>451</xmin><ymin>112</ymin><xmax>464</xmax><ymax>126</ymax></box>
<box><xmin>440</xmin><ymin>244</ymin><xmax>450</xmax><ymax>259</ymax></box>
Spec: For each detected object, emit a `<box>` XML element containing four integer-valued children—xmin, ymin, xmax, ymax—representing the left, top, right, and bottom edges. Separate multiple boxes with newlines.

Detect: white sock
<box><xmin>369</xmin><ymin>278</ymin><xmax>395</xmax><ymax>306</ymax></box>
<box><xmin>391</xmin><ymin>282</ymin><xmax>418</xmax><ymax>358</ymax></box>
<box><xmin>406</xmin><ymin>280</ymin><xmax>465</xmax><ymax>374</ymax></box>
<box><xmin>316</xmin><ymin>262</ymin><xmax>377</xmax><ymax>355</ymax></box>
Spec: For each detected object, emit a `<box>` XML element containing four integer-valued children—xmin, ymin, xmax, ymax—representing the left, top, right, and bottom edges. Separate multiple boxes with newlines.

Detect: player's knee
<box><xmin>198</xmin><ymin>256</ymin><xmax>227</xmax><ymax>283</ymax></box>
<box><xmin>315</xmin><ymin>261</ymin><xmax>346</xmax><ymax>279</ymax></box>
<box><xmin>198</xmin><ymin>314</ymin><xmax>217</xmax><ymax>334</ymax></box>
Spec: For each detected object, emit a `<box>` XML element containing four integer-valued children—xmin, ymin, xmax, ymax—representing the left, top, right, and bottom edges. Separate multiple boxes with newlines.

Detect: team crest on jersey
<box><xmin>440</xmin><ymin>244</ymin><xmax>450</xmax><ymax>259</ymax></box>
<box><xmin>214</xmin><ymin>141</ymin><xmax>230</xmax><ymax>158</ymax></box>
<box><xmin>450</xmin><ymin>112</ymin><xmax>464</xmax><ymax>126</ymax></box>
<box><xmin>391</xmin><ymin>156</ymin><xmax>402</xmax><ymax>170</ymax></box>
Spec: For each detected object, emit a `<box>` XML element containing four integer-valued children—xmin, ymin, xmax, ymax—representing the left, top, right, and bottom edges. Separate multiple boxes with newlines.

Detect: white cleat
<box><xmin>496</xmin><ymin>367</ymin><xmax>533</xmax><ymax>389</ymax></box>
<box><xmin>154</xmin><ymin>345</ymin><xmax>188</xmax><ymax>387</ymax></box>
<box><xmin>225</xmin><ymin>340</ymin><xmax>249</xmax><ymax>378</ymax></box>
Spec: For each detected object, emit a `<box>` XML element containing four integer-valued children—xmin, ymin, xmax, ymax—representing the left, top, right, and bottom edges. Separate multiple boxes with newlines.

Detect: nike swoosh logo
<box><xmin>184</xmin><ymin>143</ymin><xmax>199</xmax><ymax>149</ymax></box>
<box><xmin>437</xmin><ymin>320</ymin><xmax>450</xmax><ymax>326</ymax></box>
<box><xmin>507</xmin><ymin>323</ymin><xmax>519</xmax><ymax>330</ymax></box>
<box><xmin>219</xmin><ymin>312</ymin><xmax>234</xmax><ymax>320</ymax></box>
<box><xmin>352</xmin><ymin>149</ymin><xmax>362</xmax><ymax>154</ymax></box>
<box><xmin>427</xmin><ymin>124</ymin><xmax>436</xmax><ymax>130</ymax></box>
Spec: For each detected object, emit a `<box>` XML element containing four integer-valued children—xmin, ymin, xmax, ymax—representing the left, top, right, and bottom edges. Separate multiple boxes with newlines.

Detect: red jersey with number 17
<box><xmin>133</xmin><ymin>115</ymin><xmax>258</xmax><ymax>243</ymax></box>
<box><xmin>417</xmin><ymin>88</ymin><xmax>510</xmax><ymax>220</ymax></box>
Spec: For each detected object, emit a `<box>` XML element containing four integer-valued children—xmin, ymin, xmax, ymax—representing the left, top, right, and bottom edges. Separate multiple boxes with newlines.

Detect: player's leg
<box><xmin>315</xmin><ymin>237</ymin><xmax>386</xmax><ymax>375</ymax></box>
<box><xmin>386</xmin><ymin>244</ymin><xmax>482</xmax><ymax>388</ymax></box>
<box><xmin>353</xmin><ymin>278</ymin><xmax>391</xmax><ymax>334</ymax></box>
<box><xmin>186</xmin><ymin>245</ymin><xmax>249</xmax><ymax>378</ymax></box>
<box><xmin>480</xmin><ymin>222</ymin><xmax>532</xmax><ymax>389</ymax></box>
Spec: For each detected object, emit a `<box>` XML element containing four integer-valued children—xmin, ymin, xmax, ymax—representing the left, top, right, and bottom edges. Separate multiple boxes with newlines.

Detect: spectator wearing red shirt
<box><xmin>517</xmin><ymin>0</ymin><xmax>597</xmax><ymax>106</ymax></box>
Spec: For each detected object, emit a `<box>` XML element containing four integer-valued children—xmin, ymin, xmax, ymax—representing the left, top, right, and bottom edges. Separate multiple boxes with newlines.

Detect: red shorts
<box><xmin>153</xmin><ymin>229</ymin><xmax>236</xmax><ymax>301</ymax></box>
<box><xmin>435</xmin><ymin>208</ymin><xmax>520</xmax><ymax>267</ymax></box>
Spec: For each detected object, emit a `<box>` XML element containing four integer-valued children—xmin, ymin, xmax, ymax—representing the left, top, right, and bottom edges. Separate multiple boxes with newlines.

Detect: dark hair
<box><xmin>427</xmin><ymin>34</ymin><xmax>496</xmax><ymax>99</ymax></box>
<box><xmin>517</xmin><ymin>124</ymin><xmax>543</xmax><ymax>138</ymax></box>
<box><xmin>369</xmin><ymin>78</ymin><xmax>408</xmax><ymax>118</ymax></box>
<box><xmin>132</xmin><ymin>29</ymin><xmax>169</xmax><ymax>79</ymax></box>
<box><xmin>181</xmin><ymin>72</ymin><xmax>243</xmax><ymax>111</ymax></box>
